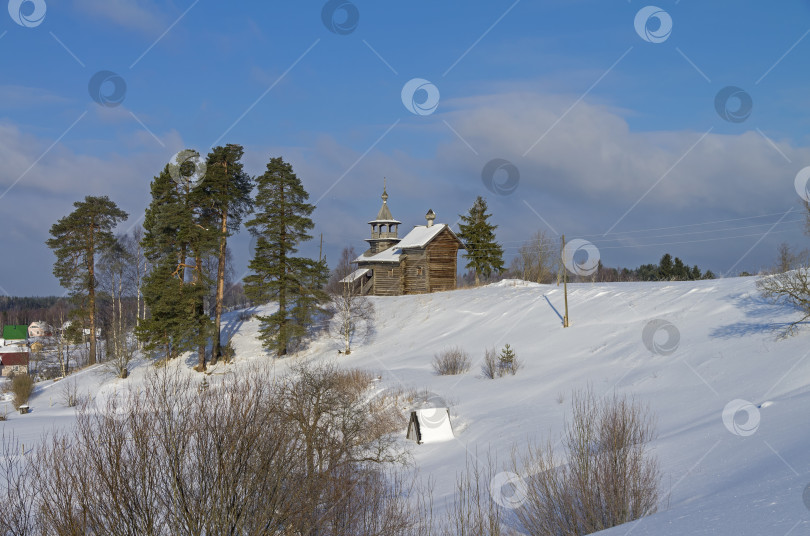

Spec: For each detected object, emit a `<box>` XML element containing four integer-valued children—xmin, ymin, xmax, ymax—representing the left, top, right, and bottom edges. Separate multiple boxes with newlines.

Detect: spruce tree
<box><xmin>244</xmin><ymin>157</ymin><xmax>327</xmax><ymax>356</ymax></box>
<box><xmin>659</xmin><ymin>253</ymin><xmax>673</xmax><ymax>281</ymax></box>
<box><xmin>199</xmin><ymin>144</ymin><xmax>252</xmax><ymax>363</ymax></box>
<box><xmin>673</xmin><ymin>257</ymin><xmax>687</xmax><ymax>281</ymax></box>
<box><xmin>46</xmin><ymin>196</ymin><xmax>128</xmax><ymax>365</ymax></box>
<box><xmin>457</xmin><ymin>196</ymin><xmax>504</xmax><ymax>286</ymax></box>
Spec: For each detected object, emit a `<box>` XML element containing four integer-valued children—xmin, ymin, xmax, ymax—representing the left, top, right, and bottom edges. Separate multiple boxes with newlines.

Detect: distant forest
<box><xmin>0</xmin><ymin>296</ymin><xmax>66</xmax><ymax>327</ymax></box>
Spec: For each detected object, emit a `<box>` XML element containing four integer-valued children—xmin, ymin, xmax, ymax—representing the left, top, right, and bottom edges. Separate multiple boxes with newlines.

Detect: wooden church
<box><xmin>342</xmin><ymin>185</ymin><xmax>464</xmax><ymax>296</ymax></box>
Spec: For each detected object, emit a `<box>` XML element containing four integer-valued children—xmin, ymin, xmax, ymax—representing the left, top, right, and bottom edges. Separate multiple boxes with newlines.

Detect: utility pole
<box><xmin>562</xmin><ymin>234</ymin><xmax>569</xmax><ymax>328</ymax></box>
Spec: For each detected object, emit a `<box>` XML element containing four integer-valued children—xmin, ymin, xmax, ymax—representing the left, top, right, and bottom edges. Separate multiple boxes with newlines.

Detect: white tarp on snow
<box><xmin>411</xmin><ymin>408</ymin><xmax>454</xmax><ymax>444</ymax></box>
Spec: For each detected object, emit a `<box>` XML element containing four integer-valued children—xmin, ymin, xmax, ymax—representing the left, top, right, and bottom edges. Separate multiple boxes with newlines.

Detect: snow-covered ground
<box><xmin>3</xmin><ymin>276</ymin><xmax>810</xmax><ymax>534</ymax></box>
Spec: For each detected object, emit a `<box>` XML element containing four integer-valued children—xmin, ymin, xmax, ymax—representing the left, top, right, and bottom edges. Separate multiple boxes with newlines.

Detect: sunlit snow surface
<box><xmin>4</xmin><ymin>277</ymin><xmax>810</xmax><ymax>534</ymax></box>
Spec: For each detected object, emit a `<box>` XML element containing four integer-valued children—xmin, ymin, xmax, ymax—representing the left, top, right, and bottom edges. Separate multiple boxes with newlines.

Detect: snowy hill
<box><xmin>4</xmin><ymin>277</ymin><xmax>810</xmax><ymax>534</ymax></box>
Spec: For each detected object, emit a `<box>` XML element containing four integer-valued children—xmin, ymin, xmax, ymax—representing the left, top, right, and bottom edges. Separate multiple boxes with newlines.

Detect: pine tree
<box><xmin>244</xmin><ymin>157</ymin><xmax>327</xmax><ymax>356</ymax></box>
<box><xmin>457</xmin><ymin>196</ymin><xmax>504</xmax><ymax>286</ymax></box>
<box><xmin>499</xmin><ymin>343</ymin><xmax>517</xmax><ymax>375</ymax></box>
<box><xmin>46</xmin><ymin>196</ymin><xmax>128</xmax><ymax>365</ymax></box>
<box><xmin>690</xmin><ymin>265</ymin><xmax>702</xmax><ymax>280</ymax></box>
<box><xmin>139</xmin><ymin>156</ymin><xmax>216</xmax><ymax>368</ymax></box>
<box><xmin>199</xmin><ymin>145</ymin><xmax>252</xmax><ymax>363</ymax></box>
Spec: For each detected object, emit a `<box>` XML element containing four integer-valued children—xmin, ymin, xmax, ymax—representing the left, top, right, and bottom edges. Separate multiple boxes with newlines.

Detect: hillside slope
<box><xmin>4</xmin><ymin>277</ymin><xmax>810</xmax><ymax>534</ymax></box>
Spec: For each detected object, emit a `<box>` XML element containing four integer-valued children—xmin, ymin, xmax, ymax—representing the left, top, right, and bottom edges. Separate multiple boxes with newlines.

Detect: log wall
<box><xmin>425</xmin><ymin>229</ymin><xmax>459</xmax><ymax>292</ymax></box>
<box><xmin>370</xmin><ymin>264</ymin><xmax>401</xmax><ymax>296</ymax></box>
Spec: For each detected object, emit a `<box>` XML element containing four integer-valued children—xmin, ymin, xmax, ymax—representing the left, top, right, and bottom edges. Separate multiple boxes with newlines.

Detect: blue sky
<box><xmin>2</xmin><ymin>0</ymin><xmax>810</xmax><ymax>295</ymax></box>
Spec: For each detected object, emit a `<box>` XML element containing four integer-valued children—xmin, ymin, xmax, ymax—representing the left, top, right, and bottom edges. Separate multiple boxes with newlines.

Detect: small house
<box><xmin>2</xmin><ymin>325</ymin><xmax>28</xmax><ymax>346</ymax></box>
<box><xmin>343</xmin><ymin>185</ymin><xmax>464</xmax><ymax>296</ymax></box>
<box><xmin>0</xmin><ymin>352</ymin><xmax>29</xmax><ymax>376</ymax></box>
<box><xmin>28</xmin><ymin>321</ymin><xmax>52</xmax><ymax>338</ymax></box>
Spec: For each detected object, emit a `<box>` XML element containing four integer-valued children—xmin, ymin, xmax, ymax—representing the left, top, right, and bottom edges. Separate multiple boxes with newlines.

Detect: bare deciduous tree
<box><xmin>329</xmin><ymin>281</ymin><xmax>375</xmax><ymax>355</ymax></box>
<box><xmin>99</xmin><ymin>235</ymin><xmax>136</xmax><ymax>377</ymax></box>
<box><xmin>510</xmin><ymin>230</ymin><xmax>558</xmax><ymax>284</ymax></box>
<box><xmin>757</xmin><ymin>267</ymin><xmax>810</xmax><ymax>337</ymax></box>
<box><xmin>772</xmin><ymin>242</ymin><xmax>806</xmax><ymax>274</ymax></box>
<box><xmin>327</xmin><ymin>246</ymin><xmax>359</xmax><ymax>294</ymax></box>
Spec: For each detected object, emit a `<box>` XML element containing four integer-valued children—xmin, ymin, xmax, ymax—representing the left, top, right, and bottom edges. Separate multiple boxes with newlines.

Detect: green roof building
<box><xmin>2</xmin><ymin>325</ymin><xmax>28</xmax><ymax>341</ymax></box>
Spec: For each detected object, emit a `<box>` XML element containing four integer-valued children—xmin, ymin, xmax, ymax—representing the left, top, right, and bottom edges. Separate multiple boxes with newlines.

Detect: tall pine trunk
<box><xmin>278</xmin><ymin>186</ymin><xmax>287</xmax><ymax>357</ymax></box>
<box><xmin>195</xmin><ymin>252</ymin><xmax>206</xmax><ymax>371</ymax></box>
<box><xmin>211</xmin><ymin>208</ymin><xmax>228</xmax><ymax>364</ymax></box>
<box><xmin>117</xmin><ymin>271</ymin><xmax>124</xmax><ymax>371</ymax></box>
<box><xmin>88</xmin><ymin>224</ymin><xmax>97</xmax><ymax>365</ymax></box>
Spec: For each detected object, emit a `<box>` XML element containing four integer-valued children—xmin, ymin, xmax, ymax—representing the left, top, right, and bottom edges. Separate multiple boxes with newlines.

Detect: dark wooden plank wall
<box><xmin>401</xmin><ymin>251</ymin><xmax>428</xmax><ymax>294</ymax></box>
<box><xmin>426</xmin><ymin>229</ymin><xmax>459</xmax><ymax>292</ymax></box>
<box><xmin>371</xmin><ymin>263</ymin><xmax>402</xmax><ymax>296</ymax></box>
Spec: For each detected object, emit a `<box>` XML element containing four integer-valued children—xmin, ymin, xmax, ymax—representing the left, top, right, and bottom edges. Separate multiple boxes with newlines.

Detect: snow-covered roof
<box><xmin>340</xmin><ymin>268</ymin><xmax>370</xmax><ymax>283</ymax></box>
<box><xmin>354</xmin><ymin>247</ymin><xmax>401</xmax><ymax>264</ymax></box>
<box><xmin>396</xmin><ymin>224</ymin><xmax>447</xmax><ymax>249</ymax></box>
<box><xmin>354</xmin><ymin>223</ymin><xmax>462</xmax><ymax>265</ymax></box>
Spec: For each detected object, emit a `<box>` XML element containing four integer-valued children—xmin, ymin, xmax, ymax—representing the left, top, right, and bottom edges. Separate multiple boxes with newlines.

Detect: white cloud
<box><xmin>252</xmin><ymin>91</ymin><xmax>810</xmax><ymax>276</ymax></box>
<box><xmin>3</xmin><ymin>89</ymin><xmax>808</xmax><ymax>294</ymax></box>
<box><xmin>0</xmin><ymin>86</ymin><xmax>69</xmax><ymax>110</ymax></box>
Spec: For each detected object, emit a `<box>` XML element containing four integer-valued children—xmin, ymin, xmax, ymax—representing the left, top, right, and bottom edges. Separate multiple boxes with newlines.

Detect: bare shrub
<box><xmin>9</xmin><ymin>375</ymin><xmax>34</xmax><ymax>409</ymax></box>
<box><xmin>220</xmin><ymin>337</ymin><xmax>236</xmax><ymax>363</ymax></box>
<box><xmin>102</xmin><ymin>331</ymin><xmax>137</xmax><ymax>378</ymax></box>
<box><xmin>481</xmin><ymin>347</ymin><xmax>499</xmax><ymax>379</ymax></box>
<box><xmin>433</xmin><ymin>347</ymin><xmax>471</xmax><ymax>376</ymax></box>
<box><xmin>442</xmin><ymin>452</ymin><xmax>507</xmax><ymax>535</ymax></box>
<box><xmin>26</xmin><ymin>362</ymin><xmax>417</xmax><ymax>536</ymax></box>
<box><xmin>59</xmin><ymin>379</ymin><xmax>79</xmax><ymax>407</ymax></box>
<box><xmin>513</xmin><ymin>389</ymin><xmax>660</xmax><ymax>535</ymax></box>
<box><xmin>0</xmin><ymin>433</ymin><xmax>39</xmax><ymax>536</ymax></box>
<box><xmin>335</xmin><ymin>367</ymin><xmax>375</xmax><ymax>395</ymax></box>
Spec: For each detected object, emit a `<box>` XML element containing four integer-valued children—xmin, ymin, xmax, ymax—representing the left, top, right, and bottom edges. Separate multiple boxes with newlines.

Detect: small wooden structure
<box><xmin>343</xmin><ymin>184</ymin><xmax>464</xmax><ymax>296</ymax></box>
<box><xmin>406</xmin><ymin>411</ymin><xmax>422</xmax><ymax>443</ymax></box>
<box><xmin>17</xmin><ymin>405</ymin><xmax>29</xmax><ymax>415</ymax></box>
